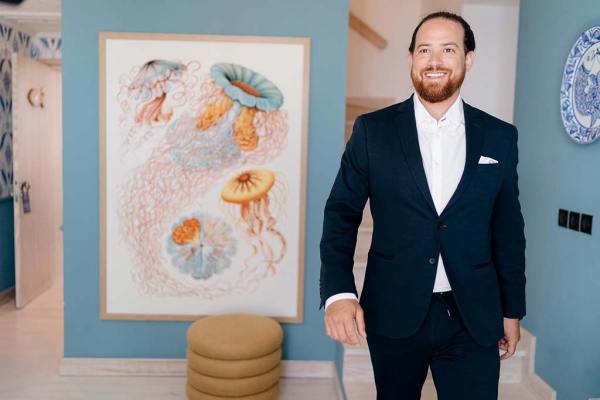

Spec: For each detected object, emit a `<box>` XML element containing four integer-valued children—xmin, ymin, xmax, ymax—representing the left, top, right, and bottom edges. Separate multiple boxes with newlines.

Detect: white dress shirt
<box><xmin>324</xmin><ymin>93</ymin><xmax>466</xmax><ymax>310</ymax></box>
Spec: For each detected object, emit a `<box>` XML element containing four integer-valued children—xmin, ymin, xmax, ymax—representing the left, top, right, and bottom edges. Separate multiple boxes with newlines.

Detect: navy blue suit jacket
<box><xmin>319</xmin><ymin>95</ymin><xmax>526</xmax><ymax>346</ymax></box>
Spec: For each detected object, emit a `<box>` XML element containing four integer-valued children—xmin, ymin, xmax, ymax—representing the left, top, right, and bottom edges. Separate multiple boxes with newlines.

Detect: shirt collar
<box><xmin>413</xmin><ymin>92</ymin><xmax>465</xmax><ymax>132</ymax></box>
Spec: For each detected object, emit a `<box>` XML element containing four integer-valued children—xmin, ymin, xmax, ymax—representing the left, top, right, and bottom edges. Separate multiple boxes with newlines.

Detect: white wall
<box><xmin>346</xmin><ymin>0</ymin><xmax>421</xmax><ymax>101</ymax></box>
<box><xmin>422</xmin><ymin>0</ymin><xmax>462</xmax><ymax>15</ymax></box>
<box><xmin>346</xmin><ymin>0</ymin><xmax>520</xmax><ymax>123</ymax></box>
<box><xmin>460</xmin><ymin>0</ymin><xmax>520</xmax><ymax>122</ymax></box>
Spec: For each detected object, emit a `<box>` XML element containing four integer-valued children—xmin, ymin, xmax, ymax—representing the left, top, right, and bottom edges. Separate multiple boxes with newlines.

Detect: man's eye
<box><xmin>444</xmin><ymin>48</ymin><xmax>455</xmax><ymax>53</ymax></box>
<box><xmin>419</xmin><ymin>48</ymin><xmax>429</xmax><ymax>53</ymax></box>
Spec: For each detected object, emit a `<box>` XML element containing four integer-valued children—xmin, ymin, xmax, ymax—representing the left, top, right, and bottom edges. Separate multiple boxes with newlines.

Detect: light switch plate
<box><xmin>568</xmin><ymin>211</ymin><xmax>580</xmax><ymax>231</ymax></box>
<box><xmin>580</xmin><ymin>214</ymin><xmax>593</xmax><ymax>235</ymax></box>
<box><xmin>558</xmin><ymin>209</ymin><xmax>568</xmax><ymax>227</ymax></box>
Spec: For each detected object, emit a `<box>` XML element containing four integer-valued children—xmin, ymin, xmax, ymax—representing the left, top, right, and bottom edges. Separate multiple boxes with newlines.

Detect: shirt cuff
<box><xmin>325</xmin><ymin>292</ymin><xmax>358</xmax><ymax>310</ymax></box>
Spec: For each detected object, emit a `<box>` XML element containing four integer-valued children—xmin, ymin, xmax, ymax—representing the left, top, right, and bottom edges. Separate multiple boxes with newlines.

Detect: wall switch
<box><xmin>580</xmin><ymin>214</ymin><xmax>593</xmax><ymax>235</ymax></box>
<box><xmin>558</xmin><ymin>209</ymin><xmax>568</xmax><ymax>227</ymax></box>
<box><xmin>569</xmin><ymin>212</ymin><xmax>580</xmax><ymax>231</ymax></box>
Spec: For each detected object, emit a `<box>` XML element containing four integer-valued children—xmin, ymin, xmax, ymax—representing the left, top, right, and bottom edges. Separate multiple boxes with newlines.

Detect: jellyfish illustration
<box><xmin>167</xmin><ymin>213</ymin><xmax>236</xmax><ymax>280</ymax></box>
<box><xmin>220</xmin><ymin>168</ymin><xmax>287</xmax><ymax>276</ymax></box>
<box><xmin>195</xmin><ymin>63</ymin><xmax>284</xmax><ymax>152</ymax></box>
<box><xmin>117</xmin><ymin>59</ymin><xmax>201</xmax><ymax>152</ymax></box>
<box><xmin>115</xmin><ymin>63</ymin><xmax>289</xmax><ymax>297</ymax></box>
<box><xmin>128</xmin><ymin>59</ymin><xmax>186</xmax><ymax>125</ymax></box>
<box><xmin>166</xmin><ymin>109</ymin><xmax>243</xmax><ymax>171</ymax></box>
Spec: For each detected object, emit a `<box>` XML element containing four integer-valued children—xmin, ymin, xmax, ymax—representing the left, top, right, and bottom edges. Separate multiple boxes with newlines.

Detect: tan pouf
<box><xmin>186</xmin><ymin>382</ymin><xmax>278</xmax><ymax>400</ymax></box>
<box><xmin>187</xmin><ymin>364</ymin><xmax>281</xmax><ymax>397</ymax></box>
<box><xmin>187</xmin><ymin>314</ymin><xmax>283</xmax><ymax>360</ymax></box>
<box><xmin>187</xmin><ymin>347</ymin><xmax>281</xmax><ymax>378</ymax></box>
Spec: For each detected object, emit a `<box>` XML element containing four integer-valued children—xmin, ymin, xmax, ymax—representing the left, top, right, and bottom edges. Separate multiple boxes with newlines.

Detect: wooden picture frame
<box><xmin>99</xmin><ymin>32</ymin><xmax>310</xmax><ymax>322</ymax></box>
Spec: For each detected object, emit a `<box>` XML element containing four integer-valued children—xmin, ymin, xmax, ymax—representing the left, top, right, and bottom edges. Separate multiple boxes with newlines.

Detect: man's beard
<box><xmin>411</xmin><ymin>68</ymin><xmax>465</xmax><ymax>103</ymax></box>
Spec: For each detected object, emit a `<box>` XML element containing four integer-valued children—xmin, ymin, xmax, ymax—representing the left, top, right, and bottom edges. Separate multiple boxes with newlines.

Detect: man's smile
<box><xmin>423</xmin><ymin>71</ymin><xmax>449</xmax><ymax>80</ymax></box>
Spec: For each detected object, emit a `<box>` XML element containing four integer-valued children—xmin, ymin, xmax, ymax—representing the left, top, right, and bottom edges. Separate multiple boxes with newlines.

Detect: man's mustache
<box><xmin>420</xmin><ymin>68</ymin><xmax>452</xmax><ymax>74</ymax></box>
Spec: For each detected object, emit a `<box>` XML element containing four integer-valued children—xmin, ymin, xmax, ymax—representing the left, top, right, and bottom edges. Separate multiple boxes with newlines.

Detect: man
<box><xmin>319</xmin><ymin>11</ymin><xmax>526</xmax><ymax>399</ymax></box>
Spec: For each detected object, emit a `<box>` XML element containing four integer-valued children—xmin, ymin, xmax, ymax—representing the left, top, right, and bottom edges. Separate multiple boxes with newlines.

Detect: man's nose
<box><xmin>427</xmin><ymin>52</ymin><xmax>443</xmax><ymax>68</ymax></box>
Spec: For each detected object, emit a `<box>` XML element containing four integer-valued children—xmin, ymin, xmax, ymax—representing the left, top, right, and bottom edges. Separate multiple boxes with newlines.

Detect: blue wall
<box><xmin>62</xmin><ymin>0</ymin><xmax>349</xmax><ymax>379</ymax></box>
<box><xmin>514</xmin><ymin>1</ymin><xmax>600</xmax><ymax>399</ymax></box>
<box><xmin>0</xmin><ymin>198</ymin><xmax>14</xmax><ymax>291</ymax></box>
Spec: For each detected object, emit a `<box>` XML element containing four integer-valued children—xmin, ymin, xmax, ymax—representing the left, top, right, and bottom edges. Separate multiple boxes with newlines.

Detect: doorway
<box><xmin>11</xmin><ymin>54</ymin><xmax>62</xmax><ymax>308</ymax></box>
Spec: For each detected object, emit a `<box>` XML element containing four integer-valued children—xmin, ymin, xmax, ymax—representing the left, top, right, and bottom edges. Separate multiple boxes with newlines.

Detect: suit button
<box><xmin>428</xmin><ymin>257</ymin><xmax>437</xmax><ymax>265</ymax></box>
<box><xmin>437</xmin><ymin>221</ymin><xmax>447</xmax><ymax>229</ymax></box>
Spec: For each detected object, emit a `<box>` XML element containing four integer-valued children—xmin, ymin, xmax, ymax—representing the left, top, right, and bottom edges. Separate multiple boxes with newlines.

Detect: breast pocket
<box><xmin>470</xmin><ymin>164</ymin><xmax>502</xmax><ymax>196</ymax></box>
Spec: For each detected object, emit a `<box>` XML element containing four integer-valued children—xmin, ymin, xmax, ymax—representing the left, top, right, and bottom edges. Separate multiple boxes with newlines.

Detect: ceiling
<box><xmin>0</xmin><ymin>0</ymin><xmax>60</xmax><ymax>35</ymax></box>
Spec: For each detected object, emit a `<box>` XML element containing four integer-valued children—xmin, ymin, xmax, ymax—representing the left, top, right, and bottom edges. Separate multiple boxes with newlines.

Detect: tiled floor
<box><xmin>0</xmin><ymin>280</ymin><xmax>339</xmax><ymax>400</ymax></box>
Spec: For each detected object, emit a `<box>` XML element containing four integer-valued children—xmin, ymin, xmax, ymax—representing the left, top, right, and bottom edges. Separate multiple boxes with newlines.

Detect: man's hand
<box><xmin>324</xmin><ymin>299</ymin><xmax>366</xmax><ymax>346</ymax></box>
<box><xmin>498</xmin><ymin>317</ymin><xmax>520</xmax><ymax>360</ymax></box>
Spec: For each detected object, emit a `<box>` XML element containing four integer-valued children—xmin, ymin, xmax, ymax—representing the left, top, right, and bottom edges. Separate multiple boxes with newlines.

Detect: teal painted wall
<box><xmin>514</xmin><ymin>1</ymin><xmax>600</xmax><ymax>399</ymax></box>
<box><xmin>62</xmin><ymin>0</ymin><xmax>349</xmax><ymax>382</ymax></box>
<box><xmin>0</xmin><ymin>199</ymin><xmax>14</xmax><ymax>291</ymax></box>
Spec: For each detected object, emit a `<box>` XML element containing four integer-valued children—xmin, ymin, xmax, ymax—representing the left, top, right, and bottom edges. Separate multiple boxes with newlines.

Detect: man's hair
<box><xmin>408</xmin><ymin>11</ymin><xmax>476</xmax><ymax>54</ymax></box>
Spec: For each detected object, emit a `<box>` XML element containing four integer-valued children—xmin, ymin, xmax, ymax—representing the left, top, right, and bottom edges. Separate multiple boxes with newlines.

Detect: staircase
<box><xmin>341</xmin><ymin>98</ymin><xmax>555</xmax><ymax>399</ymax></box>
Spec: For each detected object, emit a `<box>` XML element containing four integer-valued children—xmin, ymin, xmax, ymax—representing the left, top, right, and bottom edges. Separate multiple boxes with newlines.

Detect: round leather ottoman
<box><xmin>186</xmin><ymin>347</ymin><xmax>281</xmax><ymax>378</ymax></box>
<box><xmin>187</xmin><ymin>364</ymin><xmax>281</xmax><ymax>397</ymax></box>
<box><xmin>185</xmin><ymin>382</ymin><xmax>278</xmax><ymax>400</ymax></box>
<box><xmin>187</xmin><ymin>314</ymin><xmax>283</xmax><ymax>360</ymax></box>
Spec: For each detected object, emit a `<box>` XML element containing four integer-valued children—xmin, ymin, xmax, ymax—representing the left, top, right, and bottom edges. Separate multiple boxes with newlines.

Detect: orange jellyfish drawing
<box><xmin>220</xmin><ymin>168</ymin><xmax>287</xmax><ymax>276</ymax></box>
<box><xmin>128</xmin><ymin>59</ymin><xmax>186</xmax><ymax>124</ymax></box>
<box><xmin>195</xmin><ymin>63</ymin><xmax>284</xmax><ymax>152</ymax></box>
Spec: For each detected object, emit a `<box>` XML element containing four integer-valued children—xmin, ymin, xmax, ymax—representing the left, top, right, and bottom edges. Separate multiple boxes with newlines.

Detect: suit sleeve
<box><xmin>319</xmin><ymin>116</ymin><xmax>370</xmax><ymax>310</ymax></box>
<box><xmin>491</xmin><ymin>126</ymin><xmax>526</xmax><ymax>319</ymax></box>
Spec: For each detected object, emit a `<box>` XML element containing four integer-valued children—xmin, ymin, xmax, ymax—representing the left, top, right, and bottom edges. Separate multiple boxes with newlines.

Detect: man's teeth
<box><xmin>425</xmin><ymin>72</ymin><xmax>447</xmax><ymax>78</ymax></box>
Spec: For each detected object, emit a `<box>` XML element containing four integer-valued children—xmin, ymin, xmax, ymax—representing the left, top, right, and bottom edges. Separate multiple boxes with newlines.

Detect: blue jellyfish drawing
<box><xmin>166</xmin><ymin>213</ymin><xmax>236</xmax><ymax>280</ymax></box>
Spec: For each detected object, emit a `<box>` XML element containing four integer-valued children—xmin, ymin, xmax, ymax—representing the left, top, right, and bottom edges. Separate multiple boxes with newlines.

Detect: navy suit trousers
<box><xmin>366</xmin><ymin>291</ymin><xmax>500</xmax><ymax>400</ymax></box>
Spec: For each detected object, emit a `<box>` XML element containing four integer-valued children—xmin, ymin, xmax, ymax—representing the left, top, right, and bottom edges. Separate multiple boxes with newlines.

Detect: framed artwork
<box><xmin>99</xmin><ymin>32</ymin><xmax>310</xmax><ymax>322</ymax></box>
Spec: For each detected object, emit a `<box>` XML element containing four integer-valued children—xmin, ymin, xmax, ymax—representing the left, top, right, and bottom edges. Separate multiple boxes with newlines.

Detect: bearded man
<box><xmin>319</xmin><ymin>11</ymin><xmax>526</xmax><ymax>399</ymax></box>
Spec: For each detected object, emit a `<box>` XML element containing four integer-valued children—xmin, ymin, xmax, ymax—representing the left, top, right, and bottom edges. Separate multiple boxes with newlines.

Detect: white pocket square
<box><xmin>478</xmin><ymin>155</ymin><xmax>498</xmax><ymax>164</ymax></box>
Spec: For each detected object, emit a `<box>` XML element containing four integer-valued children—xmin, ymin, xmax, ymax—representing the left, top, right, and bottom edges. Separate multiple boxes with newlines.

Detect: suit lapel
<box><xmin>440</xmin><ymin>101</ymin><xmax>484</xmax><ymax>217</ymax></box>
<box><xmin>396</xmin><ymin>96</ymin><xmax>484</xmax><ymax>218</ymax></box>
<box><xmin>396</xmin><ymin>95</ymin><xmax>438</xmax><ymax>216</ymax></box>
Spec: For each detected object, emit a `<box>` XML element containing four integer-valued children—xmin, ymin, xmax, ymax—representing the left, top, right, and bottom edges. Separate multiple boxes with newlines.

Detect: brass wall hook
<box><xmin>27</xmin><ymin>88</ymin><xmax>45</xmax><ymax>108</ymax></box>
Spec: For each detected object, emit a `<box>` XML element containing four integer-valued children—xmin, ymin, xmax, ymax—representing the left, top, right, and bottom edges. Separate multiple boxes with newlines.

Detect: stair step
<box><xmin>353</xmin><ymin>263</ymin><xmax>366</xmax><ymax>295</ymax></box>
<box><xmin>353</xmin><ymin>206</ymin><xmax>372</xmax><ymax>264</ymax></box>
<box><xmin>353</xmin><ymin>231</ymin><xmax>371</xmax><ymax>265</ymax></box>
<box><xmin>345</xmin><ymin>381</ymin><xmax>541</xmax><ymax>400</ymax></box>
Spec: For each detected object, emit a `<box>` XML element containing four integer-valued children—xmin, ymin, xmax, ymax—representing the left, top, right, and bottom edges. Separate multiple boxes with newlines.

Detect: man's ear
<box><xmin>407</xmin><ymin>52</ymin><xmax>413</xmax><ymax>70</ymax></box>
<box><xmin>465</xmin><ymin>51</ymin><xmax>475</xmax><ymax>71</ymax></box>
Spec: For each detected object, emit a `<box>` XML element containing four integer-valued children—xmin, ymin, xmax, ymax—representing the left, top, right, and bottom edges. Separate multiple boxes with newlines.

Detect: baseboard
<box><xmin>0</xmin><ymin>286</ymin><xmax>15</xmax><ymax>306</ymax></box>
<box><xmin>59</xmin><ymin>358</ymin><xmax>338</xmax><ymax>379</ymax></box>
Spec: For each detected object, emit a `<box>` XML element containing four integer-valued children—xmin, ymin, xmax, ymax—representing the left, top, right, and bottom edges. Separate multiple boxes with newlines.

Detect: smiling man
<box><xmin>319</xmin><ymin>11</ymin><xmax>526</xmax><ymax>399</ymax></box>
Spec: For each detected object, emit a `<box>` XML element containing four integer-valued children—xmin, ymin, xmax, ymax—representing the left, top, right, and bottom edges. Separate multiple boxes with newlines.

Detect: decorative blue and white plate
<box><xmin>560</xmin><ymin>26</ymin><xmax>600</xmax><ymax>144</ymax></box>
